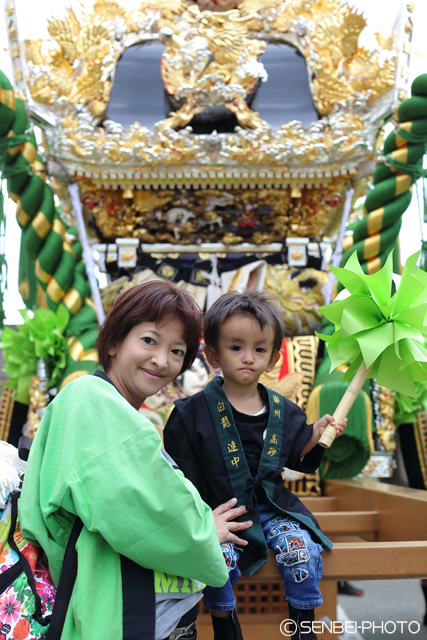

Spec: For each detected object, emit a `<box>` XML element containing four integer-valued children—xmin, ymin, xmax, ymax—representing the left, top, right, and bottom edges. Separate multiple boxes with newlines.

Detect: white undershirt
<box><xmin>254</xmin><ymin>405</ymin><xmax>267</xmax><ymax>416</ymax></box>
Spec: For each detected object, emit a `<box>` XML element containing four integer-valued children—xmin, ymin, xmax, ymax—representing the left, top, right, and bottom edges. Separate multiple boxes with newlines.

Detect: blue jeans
<box><xmin>203</xmin><ymin>505</ymin><xmax>323</xmax><ymax>611</ymax></box>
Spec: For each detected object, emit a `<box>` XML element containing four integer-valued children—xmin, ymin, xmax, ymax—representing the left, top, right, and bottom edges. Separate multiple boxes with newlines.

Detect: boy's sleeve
<box><xmin>164</xmin><ymin>406</ymin><xmax>205</xmax><ymax>495</ymax></box>
<box><xmin>285</xmin><ymin>400</ymin><xmax>325</xmax><ymax>473</ymax></box>
<box><xmin>294</xmin><ymin>445</ymin><xmax>325</xmax><ymax>474</ymax></box>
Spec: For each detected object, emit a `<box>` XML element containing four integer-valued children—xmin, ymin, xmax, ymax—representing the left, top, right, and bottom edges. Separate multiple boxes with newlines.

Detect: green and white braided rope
<box><xmin>0</xmin><ymin>70</ymin><xmax>98</xmax><ymax>386</ymax></box>
<box><xmin>342</xmin><ymin>73</ymin><xmax>427</xmax><ymax>274</ymax></box>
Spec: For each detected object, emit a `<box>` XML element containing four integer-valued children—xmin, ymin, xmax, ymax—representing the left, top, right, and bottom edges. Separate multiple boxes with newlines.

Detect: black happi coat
<box><xmin>164</xmin><ymin>378</ymin><xmax>332</xmax><ymax>576</ymax></box>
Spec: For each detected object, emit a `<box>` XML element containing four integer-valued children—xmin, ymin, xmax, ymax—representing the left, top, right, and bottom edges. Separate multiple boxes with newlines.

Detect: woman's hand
<box><xmin>213</xmin><ymin>497</ymin><xmax>253</xmax><ymax>546</ymax></box>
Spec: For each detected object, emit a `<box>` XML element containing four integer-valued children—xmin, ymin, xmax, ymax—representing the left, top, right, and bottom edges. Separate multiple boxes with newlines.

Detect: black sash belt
<box><xmin>245</xmin><ymin>467</ymin><xmax>284</xmax><ymax>512</ymax></box>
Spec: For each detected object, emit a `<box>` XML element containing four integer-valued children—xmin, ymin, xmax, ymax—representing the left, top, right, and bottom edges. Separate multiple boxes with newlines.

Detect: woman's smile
<box><xmin>108</xmin><ymin>318</ymin><xmax>187</xmax><ymax>408</ymax></box>
<box><xmin>141</xmin><ymin>368</ymin><xmax>166</xmax><ymax>380</ymax></box>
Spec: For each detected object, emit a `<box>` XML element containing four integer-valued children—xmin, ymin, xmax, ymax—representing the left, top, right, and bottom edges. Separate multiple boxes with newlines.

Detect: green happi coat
<box><xmin>20</xmin><ymin>374</ymin><xmax>228</xmax><ymax>640</ymax></box>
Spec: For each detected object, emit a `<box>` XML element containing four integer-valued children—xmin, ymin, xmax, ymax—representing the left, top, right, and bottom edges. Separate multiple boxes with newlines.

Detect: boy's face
<box><xmin>204</xmin><ymin>313</ymin><xmax>280</xmax><ymax>387</ymax></box>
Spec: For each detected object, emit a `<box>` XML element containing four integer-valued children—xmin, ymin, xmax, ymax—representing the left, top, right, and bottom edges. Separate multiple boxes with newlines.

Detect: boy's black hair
<box><xmin>203</xmin><ymin>290</ymin><xmax>285</xmax><ymax>355</ymax></box>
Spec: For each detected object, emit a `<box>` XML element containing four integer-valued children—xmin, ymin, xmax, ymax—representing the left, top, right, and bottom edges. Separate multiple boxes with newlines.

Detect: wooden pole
<box><xmin>318</xmin><ymin>361</ymin><xmax>374</xmax><ymax>449</ymax></box>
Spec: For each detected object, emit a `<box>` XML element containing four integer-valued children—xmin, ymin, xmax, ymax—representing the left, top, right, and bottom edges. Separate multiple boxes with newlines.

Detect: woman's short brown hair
<box><xmin>96</xmin><ymin>280</ymin><xmax>202</xmax><ymax>374</ymax></box>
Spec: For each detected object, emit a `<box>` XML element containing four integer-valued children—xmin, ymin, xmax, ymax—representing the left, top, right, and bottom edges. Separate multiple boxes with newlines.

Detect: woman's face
<box><xmin>180</xmin><ymin>357</ymin><xmax>209</xmax><ymax>395</ymax></box>
<box><xmin>107</xmin><ymin>318</ymin><xmax>187</xmax><ymax>409</ymax></box>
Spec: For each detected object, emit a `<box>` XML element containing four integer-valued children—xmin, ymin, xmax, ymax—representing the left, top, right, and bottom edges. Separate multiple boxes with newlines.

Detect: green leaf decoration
<box><xmin>0</xmin><ymin>308</ymin><xmax>67</xmax><ymax>403</ymax></box>
<box><xmin>56</xmin><ymin>303</ymin><xmax>70</xmax><ymax>334</ymax></box>
<box><xmin>395</xmin><ymin>380</ymin><xmax>427</xmax><ymax>427</ymax></box>
<box><xmin>318</xmin><ymin>251</ymin><xmax>427</xmax><ymax>398</ymax></box>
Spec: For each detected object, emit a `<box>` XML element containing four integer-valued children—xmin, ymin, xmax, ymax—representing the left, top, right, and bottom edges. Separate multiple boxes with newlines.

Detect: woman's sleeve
<box><xmin>59</xmin><ymin>385</ymin><xmax>228</xmax><ymax>588</ymax></box>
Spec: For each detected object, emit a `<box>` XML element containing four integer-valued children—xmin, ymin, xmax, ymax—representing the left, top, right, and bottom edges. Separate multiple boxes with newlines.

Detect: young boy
<box><xmin>164</xmin><ymin>291</ymin><xmax>347</xmax><ymax>640</ymax></box>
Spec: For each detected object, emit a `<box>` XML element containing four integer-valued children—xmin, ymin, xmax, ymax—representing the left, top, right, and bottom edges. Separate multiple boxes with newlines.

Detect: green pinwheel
<box><xmin>317</xmin><ymin>250</ymin><xmax>427</xmax><ymax>447</ymax></box>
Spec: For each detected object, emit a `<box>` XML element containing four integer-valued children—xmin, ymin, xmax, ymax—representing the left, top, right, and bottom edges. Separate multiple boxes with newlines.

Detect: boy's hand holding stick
<box><xmin>316</xmin><ymin>251</ymin><xmax>427</xmax><ymax>449</ymax></box>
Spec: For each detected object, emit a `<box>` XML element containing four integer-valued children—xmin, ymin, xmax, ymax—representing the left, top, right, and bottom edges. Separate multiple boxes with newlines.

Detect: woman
<box><xmin>20</xmin><ymin>281</ymin><xmax>251</xmax><ymax>640</ymax></box>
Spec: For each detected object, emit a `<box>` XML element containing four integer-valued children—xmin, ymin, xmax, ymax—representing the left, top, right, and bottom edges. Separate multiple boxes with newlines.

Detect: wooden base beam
<box><xmin>239</xmin><ymin>541</ymin><xmax>427</xmax><ymax>582</ymax></box>
<box><xmin>301</xmin><ymin>496</ymin><xmax>337</xmax><ymax>512</ymax></box>
<box><xmin>314</xmin><ymin>510</ymin><xmax>379</xmax><ymax>535</ymax></box>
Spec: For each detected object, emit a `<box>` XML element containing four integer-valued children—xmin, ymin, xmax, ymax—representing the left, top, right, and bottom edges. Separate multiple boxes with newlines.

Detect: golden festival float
<box><xmin>1</xmin><ymin>0</ymin><xmax>427</xmax><ymax>635</ymax></box>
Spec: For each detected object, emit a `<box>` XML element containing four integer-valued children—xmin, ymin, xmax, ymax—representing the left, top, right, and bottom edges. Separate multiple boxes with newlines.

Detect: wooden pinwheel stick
<box><xmin>318</xmin><ymin>361</ymin><xmax>375</xmax><ymax>449</ymax></box>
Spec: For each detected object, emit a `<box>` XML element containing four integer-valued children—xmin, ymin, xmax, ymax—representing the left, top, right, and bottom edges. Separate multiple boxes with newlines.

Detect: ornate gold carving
<box><xmin>24</xmin><ymin>375</ymin><xmax>48</xmax><ymax>438</ymax></box>
<box><xmin>373</xmin><ymin>385</ymin><xmax>396</xmax><ymax>451</ymax></box>
<box><xmin>23</xmin><ymin>0</ymin><xmax>396</xmax><ymax>176</ymax></box>
<box><xmin>87</xmin><ymin>183</ymin><xmax>345</xmax><ymax>243</ymax></box>
<box><xmin>26</xmin><ymin>6</ymin><xmax>119</xmax><ymax>117</ymax></box>
<box><xmin>264</xmin><ymin>265</ymin><xmax>328</xmax><ymax>335</ymax></box>
<box><xmin>404</xmin><ymin>20</ymin><xmax>413</xmax><ymax>34</ymax></box>
<box><xmin>260</xmin><ymin>365</ymin><xmax>304</xmax><ymax>405</ymax></box>
<box><xmin>286</xmin><ymin>335</ymin><xmax>319</xmax><ymax>411</ymax></box>
<box><xmin>263</xmin><ymin>0</ymin><xmax>395</xmax><ymax>117</ymax></box>
<box><xmin>284</xmin><ymin>471</ymin><xmax>322</xmax><ymax>497</ymax></box>
<box><xmin>290</xmin><ymin>250</ymin><xmax>303</xmax><ymax>261</ymax></box>
<box><xmin>310</xmin><ymin>6</ymin><xmax>367</xmax><ymax>114</ymax></box>
<box><xmin>120</xmin><ymin>250</ymin><xmax>134</xmax><ymax>263</ymax></box>
<box><xmin>261</xmin><ymin>335</ymin><xmax>319</xmax><ymax>411</ymax></box>
<box><xmin>413</xmin><ymin>410</ymin><xmax>427</xmax><ymax>490</ymax></box>
<box><xmin>55</xmin><ymin>109</ymin><xmax>370</xmax><ymax>171</ymax></box>
<box><xmin>375</xmin><ymin>31</ymin><xmax>395</xmax><ymax>51</ymax></box>
<box><xmin>0</xmin><ymin>387</ymin><xmax>14</xmax><ymax>442</ymax></box>
<box><xmin>158</xmin><ymin>5</ymin><xmax>267</xmax><ymax>129</ymax></box>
